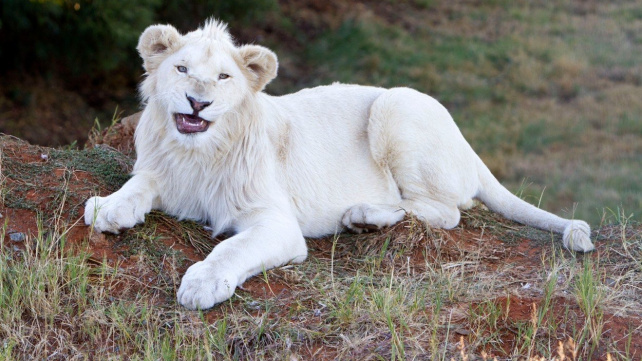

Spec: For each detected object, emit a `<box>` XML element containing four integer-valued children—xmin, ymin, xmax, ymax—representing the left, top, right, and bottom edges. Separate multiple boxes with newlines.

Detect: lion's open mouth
<box><xmin>174</xmin><ymin>113</ymin><xmax>211</xmax><ymax>134</ymax></box>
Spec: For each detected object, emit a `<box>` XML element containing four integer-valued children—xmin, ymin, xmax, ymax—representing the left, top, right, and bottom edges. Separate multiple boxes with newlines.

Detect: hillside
<box><xmin>1</xmin><ymin>127</ymin><xmax>641</xmax><ymax>359</ymax></box>
<box><xmin>1</xmin><ymin>0</ymin><xmax>642</xmax><ymax>359</ymax></box>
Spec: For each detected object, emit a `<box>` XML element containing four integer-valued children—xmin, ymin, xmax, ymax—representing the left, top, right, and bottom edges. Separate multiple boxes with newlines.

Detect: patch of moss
<box><xmin>50</xmin><ymin>146</ymin><xmax>133</xmax><ymax>191</ymax></box>
<box><xmin>1</xmin><ymin>137</ymin><xmax>133</xmax><ymax>224</ymax></box>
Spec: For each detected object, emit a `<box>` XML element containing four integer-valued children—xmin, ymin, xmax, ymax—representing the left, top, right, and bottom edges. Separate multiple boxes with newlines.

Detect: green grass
<box><xmin>574</xmin><ymin>258</ymin><xmax>605</xmax><ymax>358</ymax></box>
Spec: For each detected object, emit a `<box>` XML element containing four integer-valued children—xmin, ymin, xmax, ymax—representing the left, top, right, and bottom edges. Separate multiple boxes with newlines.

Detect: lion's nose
<box><xmin>186</xmin><ymin>95</ymin><xmax>212</xmax><ymax>112</ymax></box>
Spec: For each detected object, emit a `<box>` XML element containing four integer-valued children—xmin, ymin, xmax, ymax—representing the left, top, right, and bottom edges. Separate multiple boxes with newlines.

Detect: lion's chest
<box><xmin>154</xmin><ymin>156</ymin><xmax>235</xmax><ymax>234</ymax></box>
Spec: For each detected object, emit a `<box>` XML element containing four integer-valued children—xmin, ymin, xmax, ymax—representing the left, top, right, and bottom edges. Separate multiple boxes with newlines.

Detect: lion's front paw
<box><xmin>84</xmin><ymin>195</ymin><xmax>146</xmax><ymax>234</ymax></box>
<box><xmin>177</xmin><ymin>261</ymin><xmax>237</xmax><ymax>310</ymax></box>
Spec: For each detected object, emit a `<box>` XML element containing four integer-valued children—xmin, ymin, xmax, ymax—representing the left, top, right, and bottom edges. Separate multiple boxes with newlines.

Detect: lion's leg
<box><xmin>364</xmin><ymin>88</ymin><xmax>476</xmax><ymax>231</ymax></box>
<box><xmin>397</xmin><ymin>198</ymin><xmax>461</xmax><ymax>229</ymax></box>
<box><xmin>84</xmin><ymin>172</ymin><xmax>158</xmax><ymax>233</ymax></box>
<box><xmin>177</xmin><ymin>208</ymin><xmax>307</xmax><ymax>310</ymax></box>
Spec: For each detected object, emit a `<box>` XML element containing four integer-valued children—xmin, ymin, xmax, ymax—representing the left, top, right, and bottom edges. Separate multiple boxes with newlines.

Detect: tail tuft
<box><xmin>563</xmin><ymin>220</ymin><xmax>594</xmax><ymax>252</ymax></box>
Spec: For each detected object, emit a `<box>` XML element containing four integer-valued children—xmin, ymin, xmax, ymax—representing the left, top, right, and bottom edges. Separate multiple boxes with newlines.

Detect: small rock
<box><xmin>41</xmin><ymin>153</ymin><xmax>49</xmax><ymax>161</ymax></box>
<box><xmin>9</xmin><ymin>232</ymin><xmax>26</xmax><ymax>242</ymax></box>
<box><xmin>89</xmin><ymin>232</ymin><xmax>108</xmax><ymax>247</ymax></box>
<box><xmin>454</xmin><ymin>328</ymin><xmax>472</xmax><ymax>335</ymax></box>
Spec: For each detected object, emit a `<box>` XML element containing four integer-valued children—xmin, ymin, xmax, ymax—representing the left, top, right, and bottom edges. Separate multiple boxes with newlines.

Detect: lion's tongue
<box><xmin>176</xmin><ymin>114</ymin><xmax>210</xmax><ymax>134</ymax></box>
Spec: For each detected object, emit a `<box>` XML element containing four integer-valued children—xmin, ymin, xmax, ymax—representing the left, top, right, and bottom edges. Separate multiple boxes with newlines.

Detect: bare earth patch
<box><xmin>1</xmin><ymin>133</ymin><xmax>641</xmax><ymax>360</ymax></box>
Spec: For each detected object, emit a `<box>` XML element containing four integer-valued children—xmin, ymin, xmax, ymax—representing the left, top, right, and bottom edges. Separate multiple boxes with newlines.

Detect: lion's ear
<box><xmin>137</xmin><ymin>25</ymin><xmax>182</xmax><ymax>72</ymax></box>
<box><xmin>238</xmin><ymin>45</ymin><xmax>278</xmax><ymax>92</ymax></box>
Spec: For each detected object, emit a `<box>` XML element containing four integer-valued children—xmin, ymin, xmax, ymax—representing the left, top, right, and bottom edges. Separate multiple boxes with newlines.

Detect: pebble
<box><xmin>9</xmin><ymin>232</ymin><xmax>26</xmax><ymax>242</ymax></box>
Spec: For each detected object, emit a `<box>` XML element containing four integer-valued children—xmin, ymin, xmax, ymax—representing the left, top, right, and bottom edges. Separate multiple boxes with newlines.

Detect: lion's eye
<box><xmin>176</xmin><ymin>66</ymin><xmax>188</xmax><ymax>73</ymax></box>
<box><xmin>218</xmin><ymin>73</ymin><xmax>230</xmax><ymax>80</ymax></box>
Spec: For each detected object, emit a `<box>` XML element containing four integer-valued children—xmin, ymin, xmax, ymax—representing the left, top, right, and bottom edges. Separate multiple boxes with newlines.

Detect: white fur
<box><xmin>85</xmin><ymin>20</ymin><xmax>594</xmax><ymax>309</ymax></box>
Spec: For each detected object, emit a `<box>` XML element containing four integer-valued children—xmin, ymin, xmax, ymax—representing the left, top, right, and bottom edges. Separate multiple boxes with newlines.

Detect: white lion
<box><xmin>85</xmin><ymin>19</ymin><xmax>594</xmax><ymax>309</ymax></box>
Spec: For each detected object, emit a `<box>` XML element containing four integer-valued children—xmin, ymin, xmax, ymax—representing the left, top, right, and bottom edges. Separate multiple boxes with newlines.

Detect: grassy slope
<box><xmin>1</xmin><ymin>134</ymin><xmax>641</xmax><ymax>360</ymax></box>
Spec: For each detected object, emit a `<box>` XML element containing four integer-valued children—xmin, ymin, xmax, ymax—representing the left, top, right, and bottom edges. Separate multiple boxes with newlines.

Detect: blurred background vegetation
<box><xmin>0</xmin><ymin>0</ymin><xmax>641</xmax><ymax>224</ymax></box>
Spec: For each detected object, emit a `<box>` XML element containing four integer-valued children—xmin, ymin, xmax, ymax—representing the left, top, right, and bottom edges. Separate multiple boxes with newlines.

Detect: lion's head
<box><xmin>136</xmin><ymin>19</ymin><xmax>277</xmax><ymax>143</ymax></box>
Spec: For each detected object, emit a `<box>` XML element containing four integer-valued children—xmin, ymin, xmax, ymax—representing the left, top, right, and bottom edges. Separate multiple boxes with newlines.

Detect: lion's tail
<box><xmin>474</xmin><ymin>157</ymin><xmax>594</xmax><ymax>252</ymax></box>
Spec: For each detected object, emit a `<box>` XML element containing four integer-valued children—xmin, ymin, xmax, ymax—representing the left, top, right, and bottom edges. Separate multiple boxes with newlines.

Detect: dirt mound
<box><xmin>86</xmin><ymin>112</ymin><xmax>140</xmax><ymax>158</ymax></box>
<box><xmin>1</xmin><ymin>128</ymin><xmax>641</xmax><ymax>360</ymax></box>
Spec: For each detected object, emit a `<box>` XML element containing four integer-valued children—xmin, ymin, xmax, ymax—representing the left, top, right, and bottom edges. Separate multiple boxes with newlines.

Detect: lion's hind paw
<box><xmin>342</xmin><ymin>203</ymin><xmax>406</xmax><ymax>233</ymax></box>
